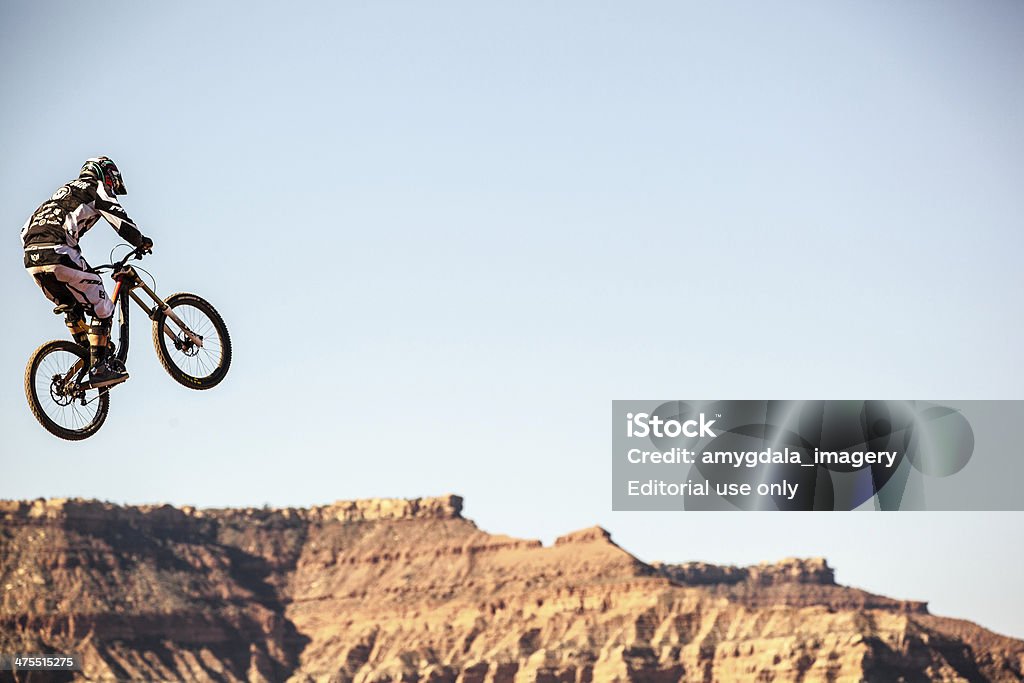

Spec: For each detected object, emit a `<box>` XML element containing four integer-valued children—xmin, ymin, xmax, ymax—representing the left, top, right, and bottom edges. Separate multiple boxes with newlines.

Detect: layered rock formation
<box><xmin>1</xmin><ymin>496</ymin><xmax>1022</xmax><ymax>682</ymax></box>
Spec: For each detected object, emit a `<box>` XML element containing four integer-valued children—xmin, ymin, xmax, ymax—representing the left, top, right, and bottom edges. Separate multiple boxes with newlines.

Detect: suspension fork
<box><xmin>114</xmin><ymin>286</ymin><xmax>131</xmax><ymax>365</ymax></box>
<box><xmin>124</xmin><ymin>274</ymin><xmax>204</xmax><ymax>348</ymax></box>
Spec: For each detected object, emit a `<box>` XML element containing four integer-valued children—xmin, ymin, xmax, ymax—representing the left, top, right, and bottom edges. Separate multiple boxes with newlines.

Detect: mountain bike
<box><xmin>24</xmin><ymin>246</ymin><xmax>232</xmax><ymax>440</ymax></box>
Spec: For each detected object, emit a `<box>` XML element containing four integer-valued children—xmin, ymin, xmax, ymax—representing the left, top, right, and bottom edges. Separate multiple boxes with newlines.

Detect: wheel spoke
<box><xmin>28</xmin><ymin>343</ymin><xmax>105</xmax><ymax>438</ymax></box>
<box><xmin>152</xmin><ymin>296</ymin><xmax>230</xmax><ymax>390</ymax></box>
<box><xmin>160</xmin><ymin>302</ymin><xmax>225</xmax><ymax>381</ymax></box>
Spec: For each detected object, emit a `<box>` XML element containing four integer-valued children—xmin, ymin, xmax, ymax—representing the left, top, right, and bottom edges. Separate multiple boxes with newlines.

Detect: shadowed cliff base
<box><xmin>1</xmin><ymin>496</ymin><xmax>1022</xmax><ymax>682</ymax></box>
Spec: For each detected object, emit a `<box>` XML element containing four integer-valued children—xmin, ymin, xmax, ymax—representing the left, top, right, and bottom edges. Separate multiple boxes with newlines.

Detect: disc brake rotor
<box><xmin>175</xmin><ymin>334</ymin><xmax>202</xmax><ymax>357</ymax></box>
<box><xmin>49</xmin><ymin>374</ymin><xmax>75</xmax><ymax>406</ymax></box>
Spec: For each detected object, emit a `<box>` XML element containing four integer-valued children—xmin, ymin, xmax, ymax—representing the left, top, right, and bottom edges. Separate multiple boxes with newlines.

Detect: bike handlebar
<box><xmin>92</xmin><ymin>246</ymin><xmax>148</xmax><ymax>273</ymax></box>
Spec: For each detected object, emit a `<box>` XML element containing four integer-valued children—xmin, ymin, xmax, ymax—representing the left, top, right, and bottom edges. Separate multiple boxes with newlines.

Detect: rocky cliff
<box><xmin>1</xmin><ymin>496</ymin><xmax>1021</xmax><ymax>682</ymax></box>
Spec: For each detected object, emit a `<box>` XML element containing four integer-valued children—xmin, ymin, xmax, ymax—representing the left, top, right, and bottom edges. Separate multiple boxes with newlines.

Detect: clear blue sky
<box><xmin>2</xmin><ymin>1</ymin><xmax>1022</xmax><ymax>637</ymax></box>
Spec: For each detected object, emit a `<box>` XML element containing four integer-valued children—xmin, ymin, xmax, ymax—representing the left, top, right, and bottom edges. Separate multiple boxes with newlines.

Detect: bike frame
<box><xmin>62</xmin><ymin>252</ymin><xmax>205</xmax><ymax>391</ymax></box>
<box><xmin>108</xmin><ymin>264</ymin><xmax>204</xmax><ymax>366</ymax></box>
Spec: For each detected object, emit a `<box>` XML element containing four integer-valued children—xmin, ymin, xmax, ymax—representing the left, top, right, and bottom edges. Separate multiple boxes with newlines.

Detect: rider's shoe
<box><xmin>89</xmin><ymin>359</ymin><xmax>129</xmax><ymax>388</ymax></box>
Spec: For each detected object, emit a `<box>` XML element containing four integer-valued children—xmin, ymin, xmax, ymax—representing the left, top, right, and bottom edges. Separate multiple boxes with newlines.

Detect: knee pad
<box><xmin>89</xmin><ymin>318</ymin><xmax>112</xmax><ymax>337</ymax></box>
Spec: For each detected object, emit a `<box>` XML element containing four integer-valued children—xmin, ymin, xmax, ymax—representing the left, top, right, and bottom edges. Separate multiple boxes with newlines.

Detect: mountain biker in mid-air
<box><xmin>20</xmin><ymin>157</ymin><xmax>154</xmax><ymax>389</ymax></box>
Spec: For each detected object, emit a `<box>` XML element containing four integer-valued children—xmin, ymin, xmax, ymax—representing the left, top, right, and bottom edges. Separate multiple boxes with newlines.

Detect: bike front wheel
<box><xmin>25</xmin><ymin>340</ymin><xmax>110</xmax><ymax>441</ymax></box>
<box><xmin>152</xmin><ymin>292</ymin><xmax>232</xmax><ymax>390</ymax></box>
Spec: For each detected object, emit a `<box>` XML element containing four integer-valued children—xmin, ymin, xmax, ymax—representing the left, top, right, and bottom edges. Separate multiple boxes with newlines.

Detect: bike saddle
<box><xmin>52</xmin><ymin>304</ymin><xmax>78</xmax><ymax>316</ymax></box>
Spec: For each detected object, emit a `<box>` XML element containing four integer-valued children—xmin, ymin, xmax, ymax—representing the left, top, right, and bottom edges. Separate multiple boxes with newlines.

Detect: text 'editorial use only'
<box><xmin>611</xmin><ymin>400</ymin><xmax>1024</xmax><ymax>511</ymax></box>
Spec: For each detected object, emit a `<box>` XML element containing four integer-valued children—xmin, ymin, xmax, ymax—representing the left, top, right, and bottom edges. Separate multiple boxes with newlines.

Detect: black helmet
<box><xmin>80</xmin><ymin>156</ymin><xmax>127</xmax><ymax>196</ymax></box>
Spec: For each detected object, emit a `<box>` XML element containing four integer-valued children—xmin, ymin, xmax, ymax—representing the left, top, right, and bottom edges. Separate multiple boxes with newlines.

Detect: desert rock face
<box><xmin>1</xmin><ymin>496</ymin><xmax>1022</xmax><ymax>682</ymax></box>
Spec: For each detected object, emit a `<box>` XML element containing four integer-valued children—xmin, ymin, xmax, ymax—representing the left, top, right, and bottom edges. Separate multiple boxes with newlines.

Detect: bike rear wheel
<box><xmin>152</xmin><ymin>292</ymin><xmax>232</xmax><ymax>390</ymax></box>
<box><xmin>25</xmin><ymin>340</ymin><xmax>110</xmax><ymax>441</ymax></box>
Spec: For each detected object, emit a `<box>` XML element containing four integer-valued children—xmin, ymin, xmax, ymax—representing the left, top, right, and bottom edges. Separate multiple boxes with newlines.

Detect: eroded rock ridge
<box><xmin>1</xmin><ymin>496</ymin><xmax>1021</xmax><ymax>682</ymax></box>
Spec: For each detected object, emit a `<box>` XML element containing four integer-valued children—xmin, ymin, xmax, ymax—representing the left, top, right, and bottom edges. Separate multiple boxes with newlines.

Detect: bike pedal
<box><xmin>87</xmin><ymin>373</ymin><xmax>130</xmax><ymax>390</ymax></box>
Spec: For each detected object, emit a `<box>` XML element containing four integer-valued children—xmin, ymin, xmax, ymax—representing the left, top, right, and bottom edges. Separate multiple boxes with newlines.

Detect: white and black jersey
<box><xmin>20</xmin><ymin>176</ymin><xmax>144</xmax><ymax>258</ymax></box>
<box><xmin>21</xmin><ymin>175</ymin><xmax>145</xmax><ymax>321</ymax></box>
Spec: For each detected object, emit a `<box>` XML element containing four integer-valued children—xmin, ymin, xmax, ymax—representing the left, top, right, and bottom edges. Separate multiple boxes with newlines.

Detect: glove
<box><xmin>139</xmin><ymin>236</ymin><xmax>154</xmax><ymax>254</ymax></box>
